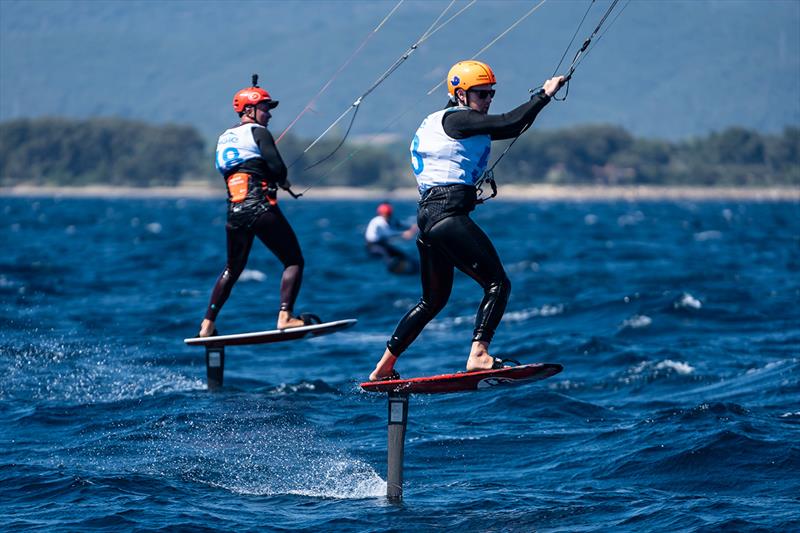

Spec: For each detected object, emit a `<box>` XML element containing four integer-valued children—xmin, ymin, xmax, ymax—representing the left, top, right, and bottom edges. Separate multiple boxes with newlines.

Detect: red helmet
<box><xmin>233</xmin><ymin>74</ymin><xmax>279</xmax><ymax>113</ymax></box>
<box><xmin>377</xmin><ymin>203</ymin><xmax>393</xmax><ymax>217</ymax></box>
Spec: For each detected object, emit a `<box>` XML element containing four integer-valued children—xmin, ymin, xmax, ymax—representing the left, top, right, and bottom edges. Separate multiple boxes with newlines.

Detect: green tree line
<box><xmin>1</xmin><ymin>117</ymin><xmax>797</xmax><ymax>188</ymax></box>
<box><xmin>0</xmin><ymin>117</ymin><xmax>206</xmax><ymax>186</ymax></box>
<box><xmin>495</xmin><ymin>125</ymin><xmax>799</xmax><ymax>186</ymax></box>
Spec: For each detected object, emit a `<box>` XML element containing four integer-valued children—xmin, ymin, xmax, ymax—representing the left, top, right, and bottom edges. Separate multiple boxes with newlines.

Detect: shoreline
<box><xmin>1</xmin><ymin>183</ymin><xmax>798</xmax><ymax>201</ymax></box>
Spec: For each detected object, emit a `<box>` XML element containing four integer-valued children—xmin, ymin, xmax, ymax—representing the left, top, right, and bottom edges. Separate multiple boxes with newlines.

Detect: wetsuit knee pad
<box><xmin>412</xmin><ymin>299</ymin><xmax>442</xmax><ymax>323</ymax></box>
<box><xmin>490</xmin><ymin>275</ymin><xmax>512</xmax><ymax>311</ymax></box>
<box><xmin>224</xmin><ymin>265</ymin><xmax>245</xmax><ymax>282</ymax></box>
<box><xmin>386</xmin><ymin>298</ymin><xmax>442</xmax><ymax>356</ymax></box>
<box><xmin>481</xmin><ymin>274</ymin><xmax>511</xmax><ymax>301</ymax></box>
<box><xmin>471</xmin><ymin>275</ymin><xmax>511</xmax><ymax>343</ymax></box>
<box><xmin>494</xmin><ymin>275</ymin><xmax>511</xmax><ymax>298</ymax></box>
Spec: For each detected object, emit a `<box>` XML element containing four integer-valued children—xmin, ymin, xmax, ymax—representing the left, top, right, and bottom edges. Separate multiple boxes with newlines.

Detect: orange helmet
<box><xmin>233</xmin><ymin>74</ymin><xmax>279</xmax><ymax>113</ymax></box>
<box><xmin>377</xmin><ymin>202</ymin><xmax>393</xmax><ymax>217</ymax></box>
<box><xmin>447</xmin><ymin>60</ymin><xmax>496</xmax><ymax>97</ymax></box>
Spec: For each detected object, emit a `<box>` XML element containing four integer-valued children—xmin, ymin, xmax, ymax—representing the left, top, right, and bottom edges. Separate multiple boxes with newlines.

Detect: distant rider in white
<box><xmin>365</xmin><ymin>202</ymin><xmax>417</xmax><ymax>271</ymax></box>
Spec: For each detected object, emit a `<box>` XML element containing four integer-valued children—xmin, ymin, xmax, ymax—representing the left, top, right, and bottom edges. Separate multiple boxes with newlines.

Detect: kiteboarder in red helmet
<box><xmin>365</xmin><ymin>202</ymin><xmax>418</xmax><ymax>274</ymax></box>
<box><xmin>198</xmin><ymin>74</ymin><xmax>319</xmax><ymax>337</ymax></box>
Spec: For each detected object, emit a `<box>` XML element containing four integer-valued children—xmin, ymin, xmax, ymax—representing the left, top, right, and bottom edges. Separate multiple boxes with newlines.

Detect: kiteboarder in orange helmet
<box><xmin>369</xmin><ymin>61</ymin><xmax>565</xmax><ymax>380</ymax></box>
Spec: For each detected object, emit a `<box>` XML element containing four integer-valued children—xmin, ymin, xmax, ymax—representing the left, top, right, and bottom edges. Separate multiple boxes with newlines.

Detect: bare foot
<box><xmin>277</xmin><ymin>310</ymin><xmax>305</xmax><ymax>329</ymax></box>
<box><xmin>369</xmin><ymin>349</ymin><xmax>398</xmax><ymax>381</ymax></box>
<box><xmin>466</xmin><ymin>340</ymin><xmax>496</xmax><ymax>371</ymax></box>
<box><xmin>198</xmin><ymin>319</ymin><xmax>216</xmax><ymax>337</ymax></box>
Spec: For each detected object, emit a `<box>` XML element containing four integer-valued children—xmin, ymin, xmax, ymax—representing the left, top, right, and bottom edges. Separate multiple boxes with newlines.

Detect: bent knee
<box><xmin>418</xmin><ymin>297</ymin><xmax>447</xmax><ymax>319</ymax></box>
<box><xmin>224</xmin><ymin>265</ymin><xmax>245</xmax><ymax>282</ymax></box>
<box><xmin>487</xmin><ymin>275</ymin><xmax>511</xmax><ymax>297</ymax></box>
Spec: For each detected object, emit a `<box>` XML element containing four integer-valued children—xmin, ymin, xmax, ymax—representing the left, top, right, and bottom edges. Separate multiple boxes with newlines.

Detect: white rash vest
<box><xmin>365</xmin><ymin>216</ymin><xmax>406</xmax><ymax>244</ymax></box>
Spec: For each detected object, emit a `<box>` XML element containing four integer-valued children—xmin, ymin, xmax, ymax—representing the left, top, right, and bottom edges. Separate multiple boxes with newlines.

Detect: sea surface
<box><xmin>1</xmin><ymin>196</ymin><xmax>799</xmax><ymax>532</ymax></box>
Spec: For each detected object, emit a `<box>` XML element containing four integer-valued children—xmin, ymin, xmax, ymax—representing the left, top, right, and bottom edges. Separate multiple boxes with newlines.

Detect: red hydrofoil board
<box><xmin>360</xmin><ymin>363</ymin><xmax>562</xmax><ymax>394</ymax></box>
<box><xmin>184</xmin><ymin>319</ymin><xmax>357</xmax><ymax>348</ymax></box>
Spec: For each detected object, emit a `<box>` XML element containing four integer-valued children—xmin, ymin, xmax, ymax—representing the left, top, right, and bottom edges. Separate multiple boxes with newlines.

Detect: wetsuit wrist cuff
<box><xmin>531</xmin><ymin>88</ymin><xmax>550</xmax><ymax>101</ymax></box>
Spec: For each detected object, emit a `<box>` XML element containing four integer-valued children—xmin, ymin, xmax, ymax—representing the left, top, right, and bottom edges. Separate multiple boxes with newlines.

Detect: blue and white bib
<box><xmin>409</xmin><ymin>107</ymin><xmax>491</xmax><ymax>194</ymax></box>
<box><xmin>215</xmin><ymin>124</ymin><xmax>264</xmax><ymax>174</ymax></box>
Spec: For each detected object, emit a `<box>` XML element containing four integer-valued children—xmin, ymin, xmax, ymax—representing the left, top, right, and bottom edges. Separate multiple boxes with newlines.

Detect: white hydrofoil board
<box><xmin>184</xmin><ymin>319</ymin><xmax>357</xmax><ymax>347</ymax></box>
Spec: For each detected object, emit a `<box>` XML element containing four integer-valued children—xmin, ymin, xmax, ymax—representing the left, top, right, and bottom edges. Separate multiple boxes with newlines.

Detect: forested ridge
<box><xmin>0</xmin><ymin>118</ymin><xmax>206</xmax><ymax>186</ymax></box>
<box><xmin>1</xmin><ymin>118</ymin><xmax>797</xmax><ymax>188</ymax></box>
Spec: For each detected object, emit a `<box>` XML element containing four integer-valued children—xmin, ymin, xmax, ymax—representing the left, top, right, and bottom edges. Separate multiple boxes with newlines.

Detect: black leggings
<box><xmin>387</xmin><ymin>214</ymin><xmax>510</xmax><ymax>356</ymax></box>
<box><xmin>205</xmin><ymin>207</ymin><xmax>304</xmax><ymax>321</ymax></box>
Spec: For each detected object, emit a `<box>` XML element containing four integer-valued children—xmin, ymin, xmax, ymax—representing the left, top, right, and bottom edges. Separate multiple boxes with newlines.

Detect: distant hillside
<box><xmin>3</xmin><ymin>117</ymin><xmax>797</xmax><ymax>188</ymax></box>
<box><xmin>1</xmin><ymin>0</ymin><xmax>798</xmax><ymax>144</ymax></box>
<box><xmin>0</xmin><ymin>118</ymin><xmax>205</xmax><ymax>186</ymax></box>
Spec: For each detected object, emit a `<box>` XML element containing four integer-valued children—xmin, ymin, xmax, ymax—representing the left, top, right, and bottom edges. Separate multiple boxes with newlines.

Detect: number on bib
<box><xmin>471</xmin><ymin>146</ymin><xmax>491</xmax><ymax>182</ymax></box>
<box><xmin>218</xmin><ymin>147</ymin><xmax>243</xmax><ymax>171</ymax></box>
<box><xmin>410</xmin><ymin>135</ymin><xmax>424</xmax><ymax>175</ymax></box>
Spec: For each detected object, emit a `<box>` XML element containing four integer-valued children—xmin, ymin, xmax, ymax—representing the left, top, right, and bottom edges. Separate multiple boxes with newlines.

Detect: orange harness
<box><xmin>226</xmin><ymin>172</ymin><xmax>249</xmax><ymax>203</ymax></box>
<box><xmin>226</xmin><ymin>173</ymin><xmax>277</xmax><ymax>205</ymax></box>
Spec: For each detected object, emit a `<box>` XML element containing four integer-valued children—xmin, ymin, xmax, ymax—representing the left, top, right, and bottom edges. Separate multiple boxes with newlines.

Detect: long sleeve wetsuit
<box><xmin>443</xmin><ymin>92</ymin><xmax>550</xmax><ymax>140</ymax></box>
<box><xmin>386</xmin><ymin>93</ymin><xmax>550</xmax><ymax>357</ymax></box>
<box><xmin>204</xmin><ymin>124</ymin><xmax>304</xmax><ymax>322</ymax></box>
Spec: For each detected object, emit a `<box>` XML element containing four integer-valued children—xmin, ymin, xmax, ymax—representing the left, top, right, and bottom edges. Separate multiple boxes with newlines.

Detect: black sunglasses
<box><xmin>468</xmin><ymin>88</ymin><xmax>496</xmax><ymax>99</ymax></box>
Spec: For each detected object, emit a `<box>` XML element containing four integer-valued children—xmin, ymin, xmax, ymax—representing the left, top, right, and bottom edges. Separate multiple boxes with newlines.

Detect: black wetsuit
<box><xmin>204</xmin><ymin>125</ymin><xmax>304</xmax><ymax>321</ymax></box>
<box><xmin>386</xmin><ymin>93</ymin><xmax>551</xmax><ymax>356</ymax></box>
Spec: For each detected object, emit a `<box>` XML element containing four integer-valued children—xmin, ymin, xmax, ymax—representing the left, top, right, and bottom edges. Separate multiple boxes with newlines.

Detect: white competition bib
<box><xmin>215</xmin><ymin>124</ymin><xmax>264</xmax><ymax>174</ymax></box>
<box><xmin>409</xmin><ymin>108</ymin><xmax>491</xmax><ymax>194</ymax></box>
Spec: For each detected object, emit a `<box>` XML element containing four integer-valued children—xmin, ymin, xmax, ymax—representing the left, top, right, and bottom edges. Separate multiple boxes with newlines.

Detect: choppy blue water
<box><xmin>2</xmin><ymin>196</ymin><xmax>799</xmax><ymax>532</ymax></box>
